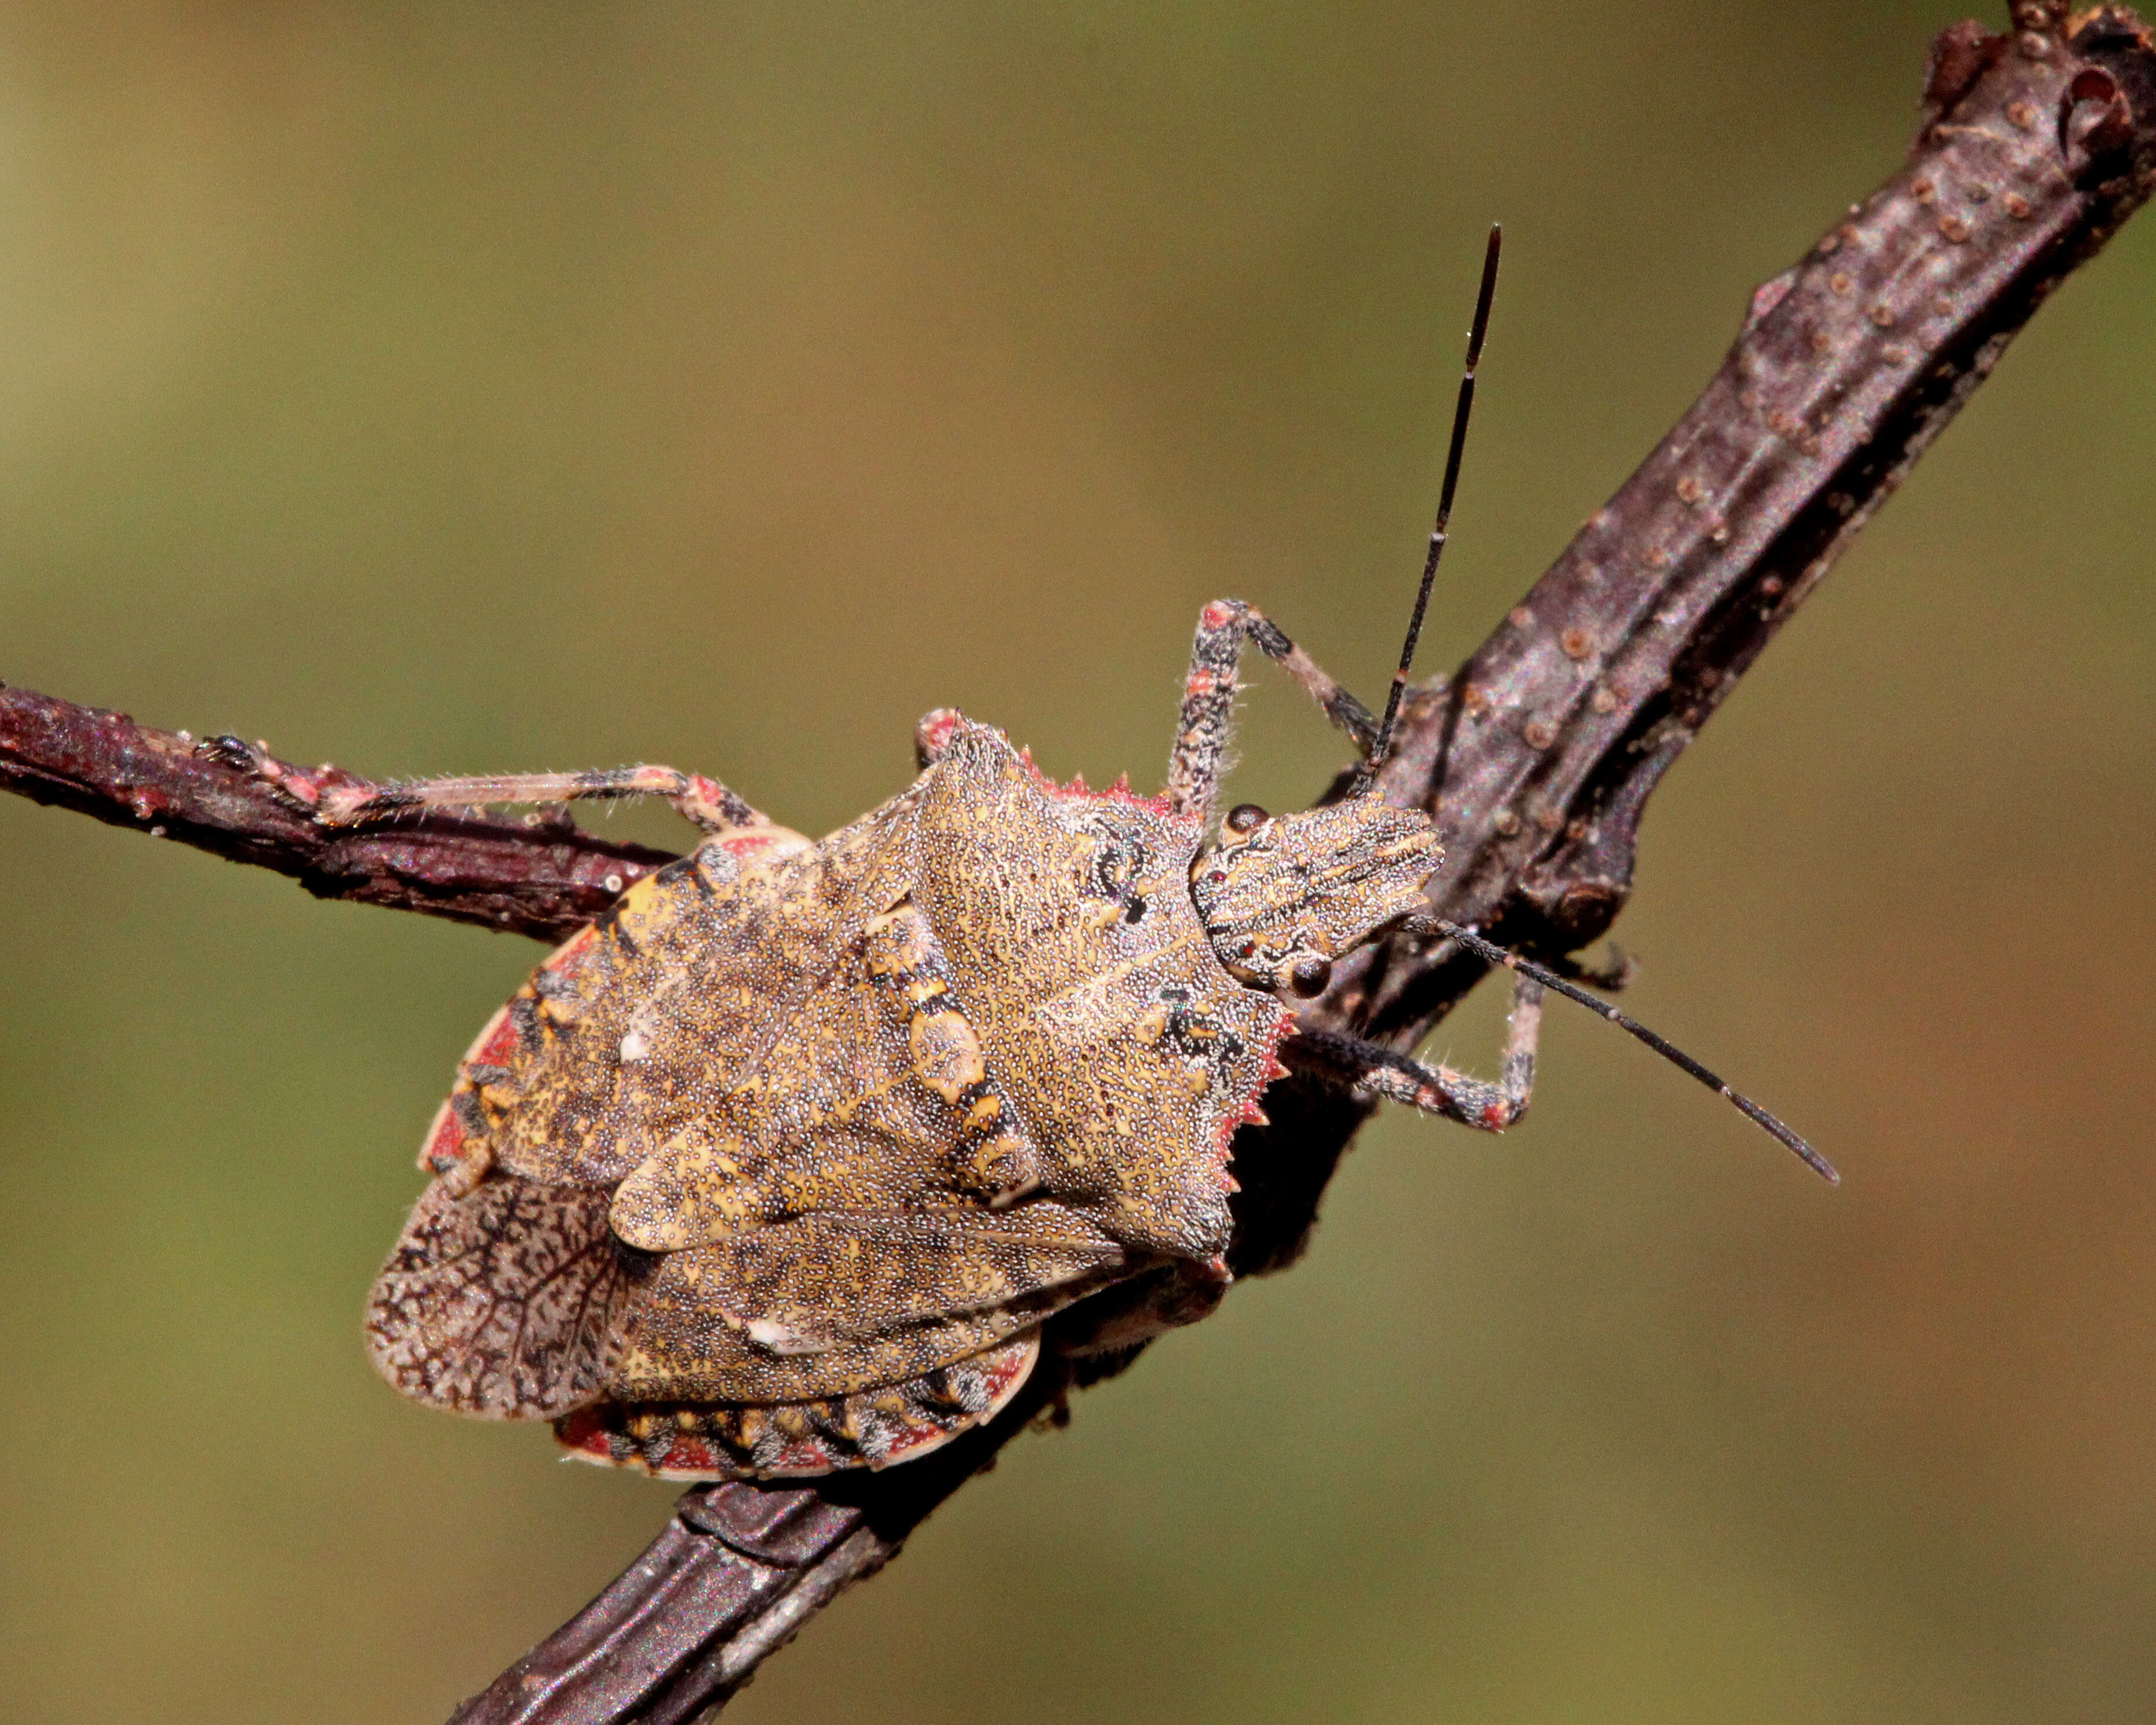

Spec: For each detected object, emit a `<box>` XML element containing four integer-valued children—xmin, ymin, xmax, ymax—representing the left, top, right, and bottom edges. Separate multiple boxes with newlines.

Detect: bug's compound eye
<box><xmin>1287</xmin><ymin>955</ymin><xmax>1333</xmax><ymax>998</ymax></box>
<box><xmin>1223</xmin><ymin>803</ymin><xmax>1269</xmax><ymax>836</ymax></box>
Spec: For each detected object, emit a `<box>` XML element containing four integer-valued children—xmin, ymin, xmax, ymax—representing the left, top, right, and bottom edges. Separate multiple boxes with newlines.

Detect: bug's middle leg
<box><xmin>1164</xmin><ymin>599</ymin><xmax>1380</xmax><ymax>822</ymax></box>
<box><xmin>1281</xmin><ymin>973</ymin><xmax>1544</xmax><ymax>1130</ymax></box>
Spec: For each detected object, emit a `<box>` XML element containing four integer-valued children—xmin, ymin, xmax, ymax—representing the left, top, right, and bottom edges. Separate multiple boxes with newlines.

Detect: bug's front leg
<box><xmin>1281</xmin><ymin>973</ymin><xmax>1544</xmax><ymax>1130</ymax></box>
<box><xmin>1164</xmin><ymin>599</ymin><xmax>1381</xmax><ymax>823</ymax></box>
<box><xmin>312</xmin><ymin>763</ymin><xmax>767</xmax><ymax>836</ymax></box>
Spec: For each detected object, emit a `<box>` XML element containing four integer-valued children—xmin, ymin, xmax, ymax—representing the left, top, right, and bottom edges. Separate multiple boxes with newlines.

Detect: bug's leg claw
<box><xmin>196</xmin><ymin>733</ymin><xmax>351</xmax><ymax>815</ymax></box>
<box><xmin>194</xmin><ymin>733</ymin><xmax>263</xmax><ymax>772</ymax></box>
<box><xmin>1280</xmin><ymin>973</ymin><xmax>1543</xmax><ymax>1132</ymax></box>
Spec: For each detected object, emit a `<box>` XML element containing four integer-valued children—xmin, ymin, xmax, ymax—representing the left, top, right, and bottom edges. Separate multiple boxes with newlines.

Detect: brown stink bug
<box><xmin>329</xmin><ymin>231</ymin><xmax>1828</xmax><ymax>1481</ymax></box>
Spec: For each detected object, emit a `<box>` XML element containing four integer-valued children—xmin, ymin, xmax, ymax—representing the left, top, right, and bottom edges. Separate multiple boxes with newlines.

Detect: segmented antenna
<box><xmin>1404</xmin><ymin>916</ymin><xmax>1839</xmax><ymax>1185</ymax></box>
<box><xmin>1354</xmin><ymin>223</ymin><xmax>1502</xmax><ymax>794</ymax></box>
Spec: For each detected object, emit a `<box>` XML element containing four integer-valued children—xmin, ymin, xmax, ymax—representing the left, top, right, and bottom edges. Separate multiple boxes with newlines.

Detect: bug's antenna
<box><xmin>1401</xmin><ymin>915</ymin><xmax>1840</xmax><ymax>1185</ymax></box>
<box><xmin>1354</xmin><ymin>222</ymin><xmax>1502</xmax><ymax>795</ymax></box>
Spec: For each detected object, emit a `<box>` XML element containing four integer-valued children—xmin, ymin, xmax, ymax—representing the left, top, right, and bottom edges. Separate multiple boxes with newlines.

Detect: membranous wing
<box><xmin>369</xmin><ymin>774</ymin><xmax>1134</xmax><ymax>1423</ymax></box>
<box><xmin>365</xmin><ymin>1178</ymin><xmax>642</xmax><ymax>1418</ymax></box>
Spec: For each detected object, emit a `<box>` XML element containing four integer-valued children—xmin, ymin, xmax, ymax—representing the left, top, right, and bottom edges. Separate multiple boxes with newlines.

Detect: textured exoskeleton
<box><xmin>350</xmin><ymin>232</ymin><xmax>1563</xmax><ymax>1478</ymax></box>
<box><xmin>353</xmin><ymin>228</ymin><xmax>1823</xmax><ymax>1477</ymax></box>
<box><xmin>362</xmin><ymin>690</ymin><xmax>1516</xmax><ymax>1478</ymax></box>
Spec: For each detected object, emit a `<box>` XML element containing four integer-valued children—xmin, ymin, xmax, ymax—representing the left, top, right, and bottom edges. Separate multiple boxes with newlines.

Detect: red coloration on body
<box><xmin>555</xmin><ymin>1409</ymin><xmax>614</xmax><ymax>1460</ymax></box>
<box><xmin>660</xmin><ymin>1436</ymin><xmax>723</xmax><ymax>1475</ymax></box>
<box><xmin>916</xmin><ymin>708</ymin><xmax>964</xmax><ymax>761</ymax></box>
<box><xmin>474</xmin><ymin>1009</ymin><xmax>521</xmax><ymax>1069</ymax></box>
<box><xmin>715</xmin><ymin>830</ymin><xmax>796</xmax><ymax>863</ymax></box>
<box><xmin>419</xmin><ymin>1101</ymin><xmax>465</xmax><ymax>1175</ymax></box>
<box><xmin>545</xmin><ymin>923</ymin><xmax>601</xmax><ymax>973</ymax></box>
<box><xmin>1214</xmin><ymin>1005</ymin><xmax>1295</xmax><ymax>1167</ymax></box>
<box><xmin>1024</xmin><ymin>755</ymin><xmax>1178</xmax><ymax>818</ymax></box>
<box><xmin>766</xmin><ymin>1440</ymin><xmax>839</xmax><ymax>1475</ymax></box>
<box><xmin>975</xmin><ymin>1335</ymin><xmax>1033</xmax><ymax>1402</ymax></box>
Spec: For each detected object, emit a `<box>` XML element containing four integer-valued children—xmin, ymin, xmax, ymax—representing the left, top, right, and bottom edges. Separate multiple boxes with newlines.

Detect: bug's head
<box><xmin>1190</xmin><ymin>799</ymin><xmax>1441</xmax><ymax>998</ymax></box>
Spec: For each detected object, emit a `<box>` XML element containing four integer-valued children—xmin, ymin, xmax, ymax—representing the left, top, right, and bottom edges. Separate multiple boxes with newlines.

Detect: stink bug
<box><xmin>332</xmin><ymin>230</ymin><xmax>1827</xmax><ymax>1481</ymax></box>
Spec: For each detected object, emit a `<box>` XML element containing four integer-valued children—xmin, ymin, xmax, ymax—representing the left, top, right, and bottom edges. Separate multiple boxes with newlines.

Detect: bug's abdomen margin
<box><xmin>552</xmin><ymin>1330</ymin><xmax>1041</xmax><ymax>1478</ymax></box>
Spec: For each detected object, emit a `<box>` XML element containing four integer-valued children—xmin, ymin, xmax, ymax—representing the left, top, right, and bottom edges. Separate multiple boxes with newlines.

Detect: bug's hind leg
<box><xmin>1165</xmin><ymin>599</ymin><xmax>1381</xmax><ymax>822</ymax></box>
<box><xmin>316</xmin><ymin>764</ymin><xmax>766</xmax><ymax>837</ymax></box>
<box><xmin>1281</xmin><ymin>973</ymin><xmax>1543</xmax><ymax>1130</ymax></box>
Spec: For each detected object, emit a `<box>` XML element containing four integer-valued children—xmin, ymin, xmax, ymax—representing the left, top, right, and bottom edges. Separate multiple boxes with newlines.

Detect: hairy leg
<box><xmin>1164</xmin><ymin>599</ymin><xmax>1380</xmax><ymax>822</ymax></box>
<box><xmin>1281</xmin><ymin>974</ymin><xmax>1544</xmax><ymax>1130</ymax></box>
<box><xmin>317</xmin><ymin>764</ymin><xmax>764</xmax><ymax>836</ymax></box>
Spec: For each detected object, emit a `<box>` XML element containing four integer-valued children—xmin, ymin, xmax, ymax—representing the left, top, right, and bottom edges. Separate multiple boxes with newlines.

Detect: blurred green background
<box><xmin>3</xmin><ymin>2</ymin><xmax>2153</xmax><ymax>1720</ymax></box>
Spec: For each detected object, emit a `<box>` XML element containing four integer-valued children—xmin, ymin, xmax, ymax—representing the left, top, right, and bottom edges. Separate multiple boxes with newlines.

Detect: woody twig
<box><xmin>3</xmin><ymin>8</ymin><xmax>2152</xmax><ymax>1723</ymax></box>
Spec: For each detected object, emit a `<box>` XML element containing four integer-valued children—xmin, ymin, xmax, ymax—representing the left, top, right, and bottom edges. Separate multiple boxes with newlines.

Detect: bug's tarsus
<box><xmin>1400</xmin><ymin>915</ymin><xmax>1838</xmax><ymax>1185</ymax></box>
<box><xmin>1283</xmin><ymin>991</ymin><xmax>1540</xmax><ymax>1131</ymax></box>
<box><xmin>1356</xmin><ymin>221</ymin><xmax>1502</xmax><ymax>794</ymax></box>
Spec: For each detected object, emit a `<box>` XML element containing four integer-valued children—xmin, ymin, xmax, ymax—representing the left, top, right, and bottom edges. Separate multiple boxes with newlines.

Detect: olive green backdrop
<box><xmin>3</xmin><ymin>3</ymin><xmax>2152</xmax><ymax>1721</ymax></box>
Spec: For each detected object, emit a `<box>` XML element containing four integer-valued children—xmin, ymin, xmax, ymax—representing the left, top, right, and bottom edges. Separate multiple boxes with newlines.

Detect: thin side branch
<box><xmin>0</xmin><ymin>687</ymin><xmax>670</xmax><ymax>940</ymax></box>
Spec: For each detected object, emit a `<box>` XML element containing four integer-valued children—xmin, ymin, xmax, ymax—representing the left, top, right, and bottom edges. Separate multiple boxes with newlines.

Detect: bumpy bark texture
<box><xmin>4</xmin><ymin>8</ymin><xmax>2154</xmax><ymax>1723</ymax></box>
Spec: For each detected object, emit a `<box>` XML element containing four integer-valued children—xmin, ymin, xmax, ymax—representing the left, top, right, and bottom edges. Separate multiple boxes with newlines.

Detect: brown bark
<box><xmin>4</xmin><ymin>7</ymin><xmax>2152</xmax><ymax>1722</ymax></box>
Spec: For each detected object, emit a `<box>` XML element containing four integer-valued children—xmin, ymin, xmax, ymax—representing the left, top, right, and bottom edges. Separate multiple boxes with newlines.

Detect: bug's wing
<box><xmin>603</xmin><ymin>890</ymin><xmax>1061</xmax><ymax>1246</ymax></box>
<box><xmin>415</xmin><ymin>820</ymin><xmax>848</xmax><ymax>1194</ymax></box>
<box><xmin>386</xmin><ymin>781</ymin><xmax>1131</xmax><ymax>1418</ymax></box>
<box><xmin>365</xmin><ymin>1176</ymin><xmax>642</xmax><ymax>1418</ymax></box>
<box><xmin>596</xmin><ymin>888</ymin><xmax>1138</xmax><ymax>1402</ymax></box>
<box><xmin>607</xmin><ymin>1204</ymin><xmax>1132</xmax><ymax>1403</ymax></box>
<box><xmin>366</xmin><ymin>826</ymin><xmax>836</xmax><ymax>1421</ymax></box>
